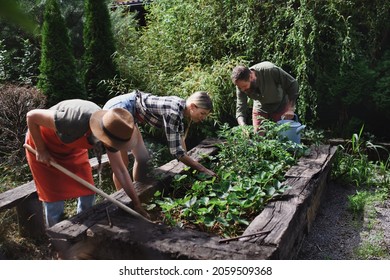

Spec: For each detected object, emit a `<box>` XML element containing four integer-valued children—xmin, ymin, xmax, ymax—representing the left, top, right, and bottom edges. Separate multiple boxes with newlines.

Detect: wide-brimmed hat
<box><xmin>90</xmin><ymin>108</ymin><xmax>134</xmax><ymax>151</ymax></box>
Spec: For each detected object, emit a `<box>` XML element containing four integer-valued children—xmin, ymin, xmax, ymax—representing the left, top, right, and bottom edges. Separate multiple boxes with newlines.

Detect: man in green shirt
<box><xmin>231</xmin><ymin>61</ymin><xmax>299</xmax><ymax>132</ymax></box>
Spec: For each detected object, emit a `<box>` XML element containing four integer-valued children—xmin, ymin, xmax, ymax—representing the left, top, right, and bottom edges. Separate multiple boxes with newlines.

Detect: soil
<box><xmin>297</xmin><ymin>181</ymin><xmax>390</xmax><ymax>260</ymax></box>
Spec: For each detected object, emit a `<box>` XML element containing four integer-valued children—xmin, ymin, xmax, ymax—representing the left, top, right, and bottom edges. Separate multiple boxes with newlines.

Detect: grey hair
<box><xmin>186</xmin><ymin>91</ymin><xmax>213</xmax><ymax>111</ymax></box>
<box><xmin>231</xmin><ymin>65</ymin><xmax>251</xmax><ymax>82</ymax></box>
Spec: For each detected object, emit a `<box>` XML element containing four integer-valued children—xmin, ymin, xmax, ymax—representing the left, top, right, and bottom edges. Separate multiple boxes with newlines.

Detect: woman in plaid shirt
<box><xmin>103</xmin><ymin>90</ymin><xmax>216</xmax><ymax>190</ymax></box>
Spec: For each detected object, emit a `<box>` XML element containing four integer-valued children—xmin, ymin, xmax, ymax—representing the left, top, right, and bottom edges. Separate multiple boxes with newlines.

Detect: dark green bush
<box><xmin>83</xmin><ymin>0</ymin><xmax>119</xmax><ymax>105</ymax></box>
<box><xmin>37</xmin><ymin>0</ymin><xmax>85</xmax><ymax>106</ymax></box>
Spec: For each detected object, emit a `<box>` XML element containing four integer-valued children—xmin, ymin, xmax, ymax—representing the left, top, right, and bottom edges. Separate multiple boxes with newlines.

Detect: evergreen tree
<box><xmin>83</xmin><ymin>0</ymin><xmax>119</xmax><ymax>105</ymax></box>
<box><xmin>37</xmin><ymin>0</ymin><xmax>85</xmax><ymax>106</ymax></box>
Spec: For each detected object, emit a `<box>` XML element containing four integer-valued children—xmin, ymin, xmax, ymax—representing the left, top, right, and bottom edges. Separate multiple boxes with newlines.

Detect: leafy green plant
<box><xmin>347</xmin><ymin>190</ymin><xmax>368</xmax><ymax>216</ymax></box>
<box><xmin>332</xmin><ymin>125</ymin><xmax>390</xmax><ymax>189</ymax></box>
<box><xmin>301</xmin><ymin>127</ymin><xmax>325</xmax><ymax>146</ymax></box>
<box><xmin>325</xmin><ymin>125</ymin><xmax>390</xmax><ymax>260</ymax></box>
<box><xmin>149</xmin><ymin>121</ymin><xmax>307</xmax><ymax>237</ymax></box>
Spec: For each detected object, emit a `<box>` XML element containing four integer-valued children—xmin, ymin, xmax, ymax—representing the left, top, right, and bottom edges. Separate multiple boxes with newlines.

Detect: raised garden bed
<box><xmin>46</xmin><ymin>138</ymin><xmax>337</xmax><ymax>260</ymax></box>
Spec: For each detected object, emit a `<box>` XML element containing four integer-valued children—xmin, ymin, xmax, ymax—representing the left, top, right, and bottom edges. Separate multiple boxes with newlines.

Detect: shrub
<box><xmin>0</xmin><ymin>84</ymin><xmax>46</xmax><ymax>186</ymax></box>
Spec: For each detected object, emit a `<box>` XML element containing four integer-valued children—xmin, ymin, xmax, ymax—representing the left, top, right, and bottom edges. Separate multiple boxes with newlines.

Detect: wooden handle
<box><xmin>24</xmin><ymin>144</ymin><xmax>152</xmax><ymax>223</ymax></box>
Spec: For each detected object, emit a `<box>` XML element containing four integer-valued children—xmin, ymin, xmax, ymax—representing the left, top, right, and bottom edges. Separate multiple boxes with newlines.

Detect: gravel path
<box><xmin>297</xmin><ymin>181</ymin><xmax>390</xmax><ymax>260</ymax></box>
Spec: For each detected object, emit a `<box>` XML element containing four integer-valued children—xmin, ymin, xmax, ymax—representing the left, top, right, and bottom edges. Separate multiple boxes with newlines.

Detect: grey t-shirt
<box><xmin>50</xmin><ymin>99</ymin><xmax>100</xmax><ymax>144</ymax></box>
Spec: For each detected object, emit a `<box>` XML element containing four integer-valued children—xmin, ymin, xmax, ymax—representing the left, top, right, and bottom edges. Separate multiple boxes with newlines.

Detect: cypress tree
<box><xmin>83</xmin><ymin>0</ymin><xmax>119</xmax><ymax>105</ymax></box>
<box><xmin>37</xmin><ymin>0</ymin><xmax>85</xmax><ymax>106</ymax></box>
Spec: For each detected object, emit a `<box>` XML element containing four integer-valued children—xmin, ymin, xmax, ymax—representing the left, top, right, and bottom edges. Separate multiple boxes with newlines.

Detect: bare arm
<box><xmin>26</xmin><ymin>109</ymin><xmax>56</xmax><ymax>165</ymax></box>
<box><xmin>179</xmin><ymin>135</ymin><xmax>216</xmax><ymax>177</ymax></box>
<box><xmin>107</xmin><ymin>150</ymin><xmax>149</xmax><ymax>217</ymax></box>
<box><xmin>178</xmin><ymin>154</ymin><xmax>216</xmax><ymax>177</ymax></box>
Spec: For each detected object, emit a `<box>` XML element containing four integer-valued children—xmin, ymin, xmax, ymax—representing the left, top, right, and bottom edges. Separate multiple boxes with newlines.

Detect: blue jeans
<box><xmin>43</xmin><ymin>194</ymin><xmax>95</xmax><ymax>227</ymax></box>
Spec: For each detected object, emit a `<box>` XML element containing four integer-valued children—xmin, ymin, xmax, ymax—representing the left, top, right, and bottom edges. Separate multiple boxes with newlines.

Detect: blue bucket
<box><xmin>277</xmin><ymin>116</ymin><xmax>306</xmax><ymax>144</ymax></box>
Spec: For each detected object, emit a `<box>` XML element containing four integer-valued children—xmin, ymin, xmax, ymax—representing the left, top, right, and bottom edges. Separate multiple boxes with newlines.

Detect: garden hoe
<box><xmin>24</xmin><ymin>144</ymin><xmax>153</xmax><ymax>224</ymax></box>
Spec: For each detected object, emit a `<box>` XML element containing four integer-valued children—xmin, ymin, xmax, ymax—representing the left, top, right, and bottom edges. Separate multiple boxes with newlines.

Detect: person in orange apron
<box><xmin>25</xmin><ymin>99</ymin><xmax>150</xmax><ymax>227</ymax></box>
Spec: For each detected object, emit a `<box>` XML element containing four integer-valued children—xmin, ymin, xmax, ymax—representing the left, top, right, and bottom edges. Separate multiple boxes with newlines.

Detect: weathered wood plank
<box><xmin>60</xmin><ymin>216</ymin><xmax>276</xmax><ymax>260</ymax></box>
<box><xmin>285</xmin><ymin>145</ymin><xmax>335</xmax><ymax>178</ymax></box>
<box><xmin>241</xmin><ymin>145</ymin><xmax>337</xmax><ymax>259</ymax></box>
<box><xmin>89</xmin><ymin>151</ymin><xmax>133</xmax><ymax>170</ymax></box>
<box><xmin>88</xmin><ymin>153</ymin><xmax>110</xmax><ymax>170</ymax></box>
<box><xmin>16</xmin><ymin>191</ymin><xmax>45</xmax><ymax>238</ymax></box>
<box><xmin>0</xmin><ymin>181</ymin><xmax>36</xmax><ymax>210</ymax></box>
<box><xmin>0</xmin><ymin>181</ymin><xmax>46</xmax><ymax>239</ymax></box>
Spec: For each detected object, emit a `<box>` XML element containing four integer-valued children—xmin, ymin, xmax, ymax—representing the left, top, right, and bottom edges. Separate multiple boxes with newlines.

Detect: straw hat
<box><xmin>90</xmin><ymin>108</ymin><xmax>134</xmax><ymax>151</ymax></box>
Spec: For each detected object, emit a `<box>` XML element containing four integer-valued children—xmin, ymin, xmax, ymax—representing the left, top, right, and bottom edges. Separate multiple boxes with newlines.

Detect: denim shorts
<box><xmin>103</xmin><ymin>92</ymin><xmax>137</xmax><ymax>117</ymax></box>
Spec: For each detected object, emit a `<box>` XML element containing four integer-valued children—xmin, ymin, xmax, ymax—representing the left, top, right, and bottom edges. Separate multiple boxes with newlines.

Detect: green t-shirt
<box><xmin>236</xmin><ymin>61</ymin><xmax>299</xmax><ymax>120</ymax></box>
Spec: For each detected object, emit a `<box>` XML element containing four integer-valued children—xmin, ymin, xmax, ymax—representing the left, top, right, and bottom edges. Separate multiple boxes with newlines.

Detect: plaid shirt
<box><xmin>135</xmin><ymin>91</ymin><xmax>186</xmax><ymax>158</ymax></box>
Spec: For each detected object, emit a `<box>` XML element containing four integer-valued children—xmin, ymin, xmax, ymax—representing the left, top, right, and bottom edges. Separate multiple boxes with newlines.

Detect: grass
<box><xmin>350</xmin><ymin>191</ymin><xmax>390</xmax><ymax>259</ymax></box>
<box><xmin>355</xmin><ymin>231</ymin><xmax>390</xmax><ymax>259</ymax></box>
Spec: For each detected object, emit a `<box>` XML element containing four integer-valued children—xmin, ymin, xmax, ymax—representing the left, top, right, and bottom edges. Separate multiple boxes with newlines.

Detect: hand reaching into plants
<box><xmin>232</xmin><ymin>124</ymin><xmax>252</xmax><ymax>139</ymax></box>
<box><xmin>202</xmin><ymin>167</ymin><xmax>217</xmax><ymax>178</ymax></box>
<box><xmin>178</xmin><ymin>154</ymin><xmax>217</xmax><ymax>178</ymax></box>
<box><xmin>134</xmin><ymin>204</ymin><xmax>151</xmax><ymax>220</ymax></box>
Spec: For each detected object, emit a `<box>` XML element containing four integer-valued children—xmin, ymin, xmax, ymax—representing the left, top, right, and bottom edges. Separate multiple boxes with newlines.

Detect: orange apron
<box><xmin>25</xmin><ymin>127</ymin><xmax>95</xmax><ymax>202</ymax></box>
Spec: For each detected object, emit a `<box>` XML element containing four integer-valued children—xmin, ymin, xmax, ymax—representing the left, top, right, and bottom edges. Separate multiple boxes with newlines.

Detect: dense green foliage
<box><xmin>0</xmin><ymin>37</ymin><xmax>39</xmax><ymax>85</ymax></box>
<box><xmin>0</xmin><ymin>0</ymin><xmax>38</xmax><ymax>34</ymax></box>
<box><xmin>110</xmin><ymin>0</ymin><xmax>390</xmax><ymax>139</ymax></box>
<box><xmin>83</xmin><ymin>0</ymin><xmax>119</xmax><ymax>105</ymax></box>
<box><xmin>1</xmin><ymin>0</ymin><xmax>389</xmax><ymax>138</ymax></box>
<box><xmin>0</xmin><ymin>0</ymin><xmax>85</xmax><ymax>86</ymax></box>
<box><xmin>37</xmin><ymin>0</ymin><xmax>85</xmax><ymax>106</ymax></box>
<box><xmin>149</xmin><ymin>122</ymin><xmax>307</xmax><ymax>236</ymax></box>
